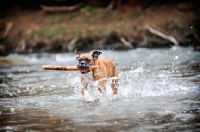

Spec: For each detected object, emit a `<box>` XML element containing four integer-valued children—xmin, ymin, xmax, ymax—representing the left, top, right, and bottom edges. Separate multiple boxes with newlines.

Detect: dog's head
<box><xmin>75</xmin><ymin>49</ymin><xmax>102</xmax><ymax>74</ymax></box>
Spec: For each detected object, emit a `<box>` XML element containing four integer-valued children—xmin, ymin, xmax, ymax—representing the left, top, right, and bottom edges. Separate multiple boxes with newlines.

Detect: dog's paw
<box><xmin>84</xmin><ymin>90</ymin><xmax>94</xmax><ymax>102</ymax></box>
<box><xmin>86</xmin><ymin>98</ymin><xmax>94</xmax><ymax>103</ymax></box>
<box><xmin>84</xmin><ymin>96</ymin><xmax>94</xmax><ymax>102</ymax></box>
<box><xmin>84</xmin><ymin>96</ymin><xmax>94</xmax><ymax>103</ymax></box>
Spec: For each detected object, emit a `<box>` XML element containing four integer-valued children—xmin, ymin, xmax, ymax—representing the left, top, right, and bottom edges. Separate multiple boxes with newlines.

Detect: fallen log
<box><xmin>40</xmin><ymin>3</ymin><xmax>83</xmax><ymax>12</ymax></box>
<box><xmin>120</xmin><ymin>37</ymin><xmax>133</xmax><ymax>49</ymax></box>
<box><xmin>144</xmin><ymin>25</ymin><xmax>179</xmax><ymax>45</ymax></box>
<box><xmin>67</xmin><ymin>37</ymin><xmax>79</xmax><ymax>52</ymax></box>
<box><xmin>3</xmin><ymin>22</ymin><xmax>13</xmax><ymax>37</ymax></box>
<box><xmin>42</xmin><ymin>65</ymin><xmax>98</xmax><ymax>71</ymax></box>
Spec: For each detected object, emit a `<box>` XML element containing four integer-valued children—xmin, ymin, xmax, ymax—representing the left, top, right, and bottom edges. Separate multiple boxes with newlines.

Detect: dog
<box><xmin>75</xmin><ymin>49</ymin><xmax>118</xmax><ymax>102</ymax></box>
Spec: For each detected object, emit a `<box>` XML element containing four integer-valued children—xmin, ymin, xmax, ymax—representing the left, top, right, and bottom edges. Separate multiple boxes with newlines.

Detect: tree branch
<box><xmin>40</xmin><ymin>3</ymin><xmax>83</xmax><ymax>12</ymax></box>
<box><xmin>144</xmin><ymin>25</ymin><xmax>179</xmax><ymax>45</ymax></box>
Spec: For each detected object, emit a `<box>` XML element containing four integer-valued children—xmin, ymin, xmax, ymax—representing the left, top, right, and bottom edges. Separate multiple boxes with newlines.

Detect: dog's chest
<box><xmin>81</xmin><ymin>72</ymin><xmax>94</xmax><ymax>83</ymax></box>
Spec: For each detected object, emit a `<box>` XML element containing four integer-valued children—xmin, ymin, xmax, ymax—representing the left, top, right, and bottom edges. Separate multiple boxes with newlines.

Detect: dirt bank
<box><xmin>0</xmin><ymin>1</ymin><xmax>200</xmax><ymax>55</ymax></box>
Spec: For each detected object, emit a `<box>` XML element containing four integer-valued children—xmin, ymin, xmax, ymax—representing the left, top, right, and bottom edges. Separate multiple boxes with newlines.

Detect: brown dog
<box><xmin>75</xmin><ymin>49</ymin><xmax>118</xmax><ymax>102</ymax></box>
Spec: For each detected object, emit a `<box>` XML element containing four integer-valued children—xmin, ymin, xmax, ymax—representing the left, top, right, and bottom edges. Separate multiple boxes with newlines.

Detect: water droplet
<box><xmin>10</xmin><ymin>108</ymin><xmax>15</xmax><ymax>112</ymax></box>
<box><xmin>174</xmin><ymin>56</ymin><xmax>178</xmax><ymax>60</ymax></box>
<box><xmin>50</xmin><ymin>85</ymin><xmax>56</xmax><ymax>88</ymax></box>
<box><xmin>39</xmin><ymin>86</ymin><xmax>44</xmax><ymax>88</ymax></box>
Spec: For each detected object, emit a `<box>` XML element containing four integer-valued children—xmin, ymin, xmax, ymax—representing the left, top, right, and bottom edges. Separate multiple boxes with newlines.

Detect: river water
<box><xmin>0</xmin><ymin>46</ymin><xmax>200</xmax><ymax>131</ymax></box>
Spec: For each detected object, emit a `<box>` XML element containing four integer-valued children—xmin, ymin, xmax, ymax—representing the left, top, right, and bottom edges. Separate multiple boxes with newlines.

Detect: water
<box><xmin>0</xmin><ymin>46</ymin><xmax>200</xmax><ymax>131</ymax></box>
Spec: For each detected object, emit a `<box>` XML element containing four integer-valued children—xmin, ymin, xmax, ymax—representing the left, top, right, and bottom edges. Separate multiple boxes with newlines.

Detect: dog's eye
<box><xmin>78</xmin><ymin>59</ymin><xmax>82</xmax><ymax>61</ymax></box>
<box><xmin>85</xmin><ymin>58</ymin><xmax>91</xmax><ymax>62</ymax></box>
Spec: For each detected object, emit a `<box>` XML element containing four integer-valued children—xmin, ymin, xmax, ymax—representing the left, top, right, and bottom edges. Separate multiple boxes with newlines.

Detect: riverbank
<box><xmin>0</xmin><ymin>1</ymin><xmax>200</xmax><ymax>55</ymax></box>
<box><xmin>0</xmin><ymin>57</ymin><xmax>28</xmax><ymax>65</ymax></box>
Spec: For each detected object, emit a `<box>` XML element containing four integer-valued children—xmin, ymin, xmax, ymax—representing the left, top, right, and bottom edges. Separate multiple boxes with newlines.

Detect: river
<box><xmin>0</xmin><ymin>46</ymin><xmax>200</xmax><ymax>131</ymax></box>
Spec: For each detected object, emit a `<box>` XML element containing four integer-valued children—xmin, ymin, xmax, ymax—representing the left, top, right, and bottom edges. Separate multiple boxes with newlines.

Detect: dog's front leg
<box><xmin>94</xmin><ymin>68</ymin><xmax>107</xmax><ymax>96</ymax></box>
<box><xmin>81</xmin><ymin>87</ymin><xmax>94</xmax><ymax>102</ymax></box>
<box><xmin>97</xmin><ymin>79</ymin><xmax>107</xmax><ymax>102</ymax></box>
<box><xmin>98</xmin><ymin>79</ymin><xmax>106</xmax><ymax>96</ymax></box>
<box><xmin>111</xmin><ymin>78</ymin><xmax>118</xmax><ymax>94</ymax></box>
<box><xmin>81</xmin><ymin>78</ymin><xmax>94</xmax><ymax>102</ymax></box>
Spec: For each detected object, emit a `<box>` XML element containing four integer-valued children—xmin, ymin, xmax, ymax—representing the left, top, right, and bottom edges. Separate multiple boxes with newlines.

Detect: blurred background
<box><xmin>0</xmin><ymin>0</ymin><xmax>200</xmax><ymax>55</ymax></box>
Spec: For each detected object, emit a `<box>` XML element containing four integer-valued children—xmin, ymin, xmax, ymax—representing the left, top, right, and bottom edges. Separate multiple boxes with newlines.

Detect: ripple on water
<box><xmin>0</xmin><ymin>47</ymin><xmax>200</xmax><ymax>131</ymax></box>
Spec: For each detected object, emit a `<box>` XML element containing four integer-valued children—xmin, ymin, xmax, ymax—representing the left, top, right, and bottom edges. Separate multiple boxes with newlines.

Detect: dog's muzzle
<box><xmin>77</xmin><ymin>61</ymin><xmax>91</xmax><ymax>74</ymax></box>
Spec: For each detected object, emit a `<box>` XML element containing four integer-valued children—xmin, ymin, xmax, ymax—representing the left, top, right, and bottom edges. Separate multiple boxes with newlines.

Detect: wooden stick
<box><xmin>40</xmin><ymin>3</ymin><xmax>82</xmax><ymax>12</ymax></box>
<box><xmin>144</xmin><ymin>25</ymin><xmax>179</xmax><ymax>45</ymax></box>
<box><xmin>42</xmin><ymin>65</ymin><xmax>98</xmax><ymax>71</ymax></box>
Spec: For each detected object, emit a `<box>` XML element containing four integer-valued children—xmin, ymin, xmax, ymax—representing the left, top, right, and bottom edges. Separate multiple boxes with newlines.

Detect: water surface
<box><xmin>0</xmin><ymin>46</ymin><xmax>200</xmax><ymax>131</ymax></box>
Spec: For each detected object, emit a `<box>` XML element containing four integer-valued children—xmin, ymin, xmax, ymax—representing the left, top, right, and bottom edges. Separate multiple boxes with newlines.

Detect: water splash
<box><xmin>1</xmin><ymin>47</ymin><xmax>200</xmax><ymax>131</ymax></box>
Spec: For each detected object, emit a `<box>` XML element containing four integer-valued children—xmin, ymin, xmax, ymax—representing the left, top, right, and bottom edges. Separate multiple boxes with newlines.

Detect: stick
<box><xmin>144</xmin><ymin>25</ymin><xmax>179</xmax><ymax>45</ymax></box>
<box><xmin>42</xmin><ymin>65</ymin><xmax>98</xmax><ymax>71</ymax></box>
<box><xmin>120</xmin><ymin>37</ymin><xmax>133</xmax><ymax>48</ymax></box>
<box><xmin>2</xmin><ymin>22</ymin><xmax>13</xmax><ymax>38</ymax></box>
<box><xmin>40</xmin><ymin>3</ymin><xmax>82</xmax><ymax>12</ymax></box>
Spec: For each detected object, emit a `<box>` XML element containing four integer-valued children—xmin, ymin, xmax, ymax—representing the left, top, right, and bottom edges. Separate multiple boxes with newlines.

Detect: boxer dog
<box><xmin>75</xmin><ymin>49</ymin><xmax>118</xmax><ymax>102</ymax></box>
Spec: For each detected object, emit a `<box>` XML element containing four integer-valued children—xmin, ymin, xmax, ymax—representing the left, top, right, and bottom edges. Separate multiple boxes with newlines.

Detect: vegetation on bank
<box><xmin>0</xmin><ymin>57</ymin><xmax>28</xmax><ymax>65</ymax></box>
<box><xmin>0</xmin><ymin>1</ymin><xmax>200</xmax><ymax>55</ymax></box>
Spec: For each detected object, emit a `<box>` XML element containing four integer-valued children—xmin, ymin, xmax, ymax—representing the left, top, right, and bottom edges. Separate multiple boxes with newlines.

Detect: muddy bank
<box><xmin>4</xmin><ymin>25</ymin><xmax>200</xmax><ymax>54</ymax></box>
<box><xmin>0</xmin><ymin>1</ymin><xmax>200</xmax><ymax>54</ymax></box>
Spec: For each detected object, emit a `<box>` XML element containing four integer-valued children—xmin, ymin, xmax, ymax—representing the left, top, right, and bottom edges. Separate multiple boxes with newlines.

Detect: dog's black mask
<box><xmin>77</xmin><ymin>58</ymin><xmax>91</xmax><ymax>68</ymax></box>
<box><xmin>77</xmin><ymin>58</ymin><xmax>91</xmax><ymax>74</ymax></box>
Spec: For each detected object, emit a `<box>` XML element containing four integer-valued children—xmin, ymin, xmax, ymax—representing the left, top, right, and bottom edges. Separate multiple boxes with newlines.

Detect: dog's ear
<box><xmin>75</xmin><ymin>48</ymin><xmax>80</xmax><ymax>60</ymax></box>
<box><xmin>92</xmin><ymin>51</ymin><xmax>102</xmax><ymax>60</ymax></box>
